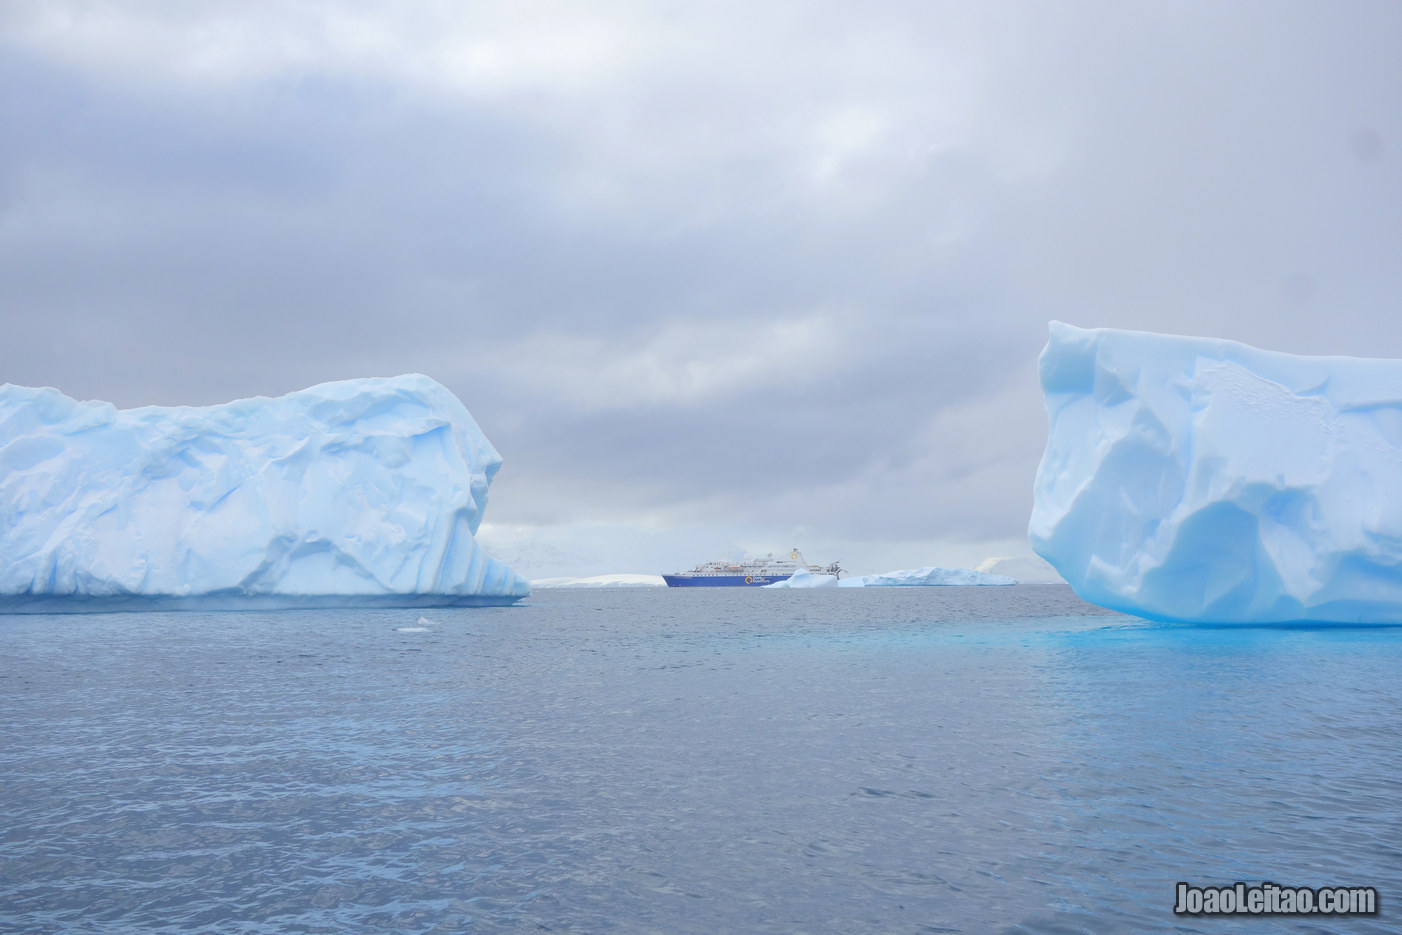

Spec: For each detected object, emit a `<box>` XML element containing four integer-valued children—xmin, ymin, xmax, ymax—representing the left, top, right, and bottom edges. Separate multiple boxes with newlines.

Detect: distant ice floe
<box><xmin>766</xmin><ymin>566</ymin><xmax>1017</xmax><ymax>588</ymax></box>
<box><xmin>531</xmin><ymin>574</ymin><xmax>667</xmax><ymax>588</ymax></box>
<box><xmin>762</xmin><ymin>568</ymin><xmax>840</xmax><ymax>588</ymax></box>
<box><xmin>0</xmin><ymin>375</ymin><xmax>529</xmax><ymax>612</ymax></box>
<box><xmin>839</xmin><ymin>567</ymin><xmax>1018</xmax><ymax>587</ymax></box>
<box><xmin>975</xmin><ymin>555</ymin><xmax>1061</xmax><ymax>583</ymax></box>
<box><xmin>1031</xmin><ymin>321</ymin><xmax>1402</xmax><ymax>623</ymax></box>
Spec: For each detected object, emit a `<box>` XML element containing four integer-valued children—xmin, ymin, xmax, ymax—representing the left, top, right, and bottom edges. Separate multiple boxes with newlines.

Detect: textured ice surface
<box><xmin>838</xmin><ymin>567</ymin><xmax>1018</xmax><ymax>587</ymax></box>
<box><xmin>0</xmin><ymin>375</ymin><xmax>529</xmax><ymax>611</ymax></box>
<box><xmin>1030</xmin><ymin>322</ymin><xmax>1402</xmax><ymax>623</ymax></box>
<box><xmin>763</xmin><ymin>568</ymin><xmax>840</xmax><ymax>588</ymax></box>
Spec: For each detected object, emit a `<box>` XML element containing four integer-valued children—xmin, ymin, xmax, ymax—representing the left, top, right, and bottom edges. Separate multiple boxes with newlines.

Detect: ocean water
<box><xmin>2</xmin><ymin>584</ymin><xmax>1400</xmax><ymax>934</ymax></box>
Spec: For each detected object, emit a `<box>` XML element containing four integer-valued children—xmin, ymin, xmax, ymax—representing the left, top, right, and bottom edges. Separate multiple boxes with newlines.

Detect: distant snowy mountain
<box><xmin>531</xmin><ymin>574</ymin><xmax>667</xmax><ymax>588</ymax></box>
<box><xmin>765</xmin><ymin>566</ymin><xmax>1019</xmax><ymax>588</ymax></box>
<box><xmin>841</xmin><ymin>567</ymin><xmax>1017</xmax><ymax>587</ymax></box>
<box><xmin>762</xmin><ymin>568</ymin><xmax>839</xmax><ymax>588</ymax></box>
<box><xmin>975</xmin><ymin>555</ymin><xmax>1060</xmax><ymax>583</ymax></box>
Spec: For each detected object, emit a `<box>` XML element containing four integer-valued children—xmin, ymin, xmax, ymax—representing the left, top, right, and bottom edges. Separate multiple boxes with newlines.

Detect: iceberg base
<box><xmin>0</xmin><ymin>591</ymin><xmax>527</xmax><ymax>615</ymax></box>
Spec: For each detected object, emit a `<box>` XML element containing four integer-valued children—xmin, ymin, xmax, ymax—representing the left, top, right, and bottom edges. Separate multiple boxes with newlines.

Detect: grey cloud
<box><xmin>3</xmin><ymin>2</ymin><xmax>1401</xmax><ymax>565</ymax></box>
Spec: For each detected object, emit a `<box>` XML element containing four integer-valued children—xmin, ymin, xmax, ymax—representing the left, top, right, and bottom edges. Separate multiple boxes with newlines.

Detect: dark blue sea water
<box><xmin>3</xmin><ymin>585</ymin><xmax>1400</xmax><ymax>934</ymax></box>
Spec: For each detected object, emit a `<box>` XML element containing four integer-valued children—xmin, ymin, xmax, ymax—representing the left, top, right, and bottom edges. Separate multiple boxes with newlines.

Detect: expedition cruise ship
<box><xmin>662</xmin><ymin>550</ymin><xmax>842</xmax><ymax>587</ymax></box>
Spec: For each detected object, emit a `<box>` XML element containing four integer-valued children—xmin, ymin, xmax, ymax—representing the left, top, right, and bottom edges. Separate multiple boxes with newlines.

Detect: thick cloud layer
<box><xmin>3</xmin><ymin>1</ymin><xmax>1400</xmax><ymax>577</ymax></box>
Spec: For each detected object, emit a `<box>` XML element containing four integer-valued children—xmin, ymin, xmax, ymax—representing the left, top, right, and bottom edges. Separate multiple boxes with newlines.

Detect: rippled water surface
<box><xmin>3</xmin><ymin>585</ymin><xmax>1401</xmax><ymax>933</ymax></box>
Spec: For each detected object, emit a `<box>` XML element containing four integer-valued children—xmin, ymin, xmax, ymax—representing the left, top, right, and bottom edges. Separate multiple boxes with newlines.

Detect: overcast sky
<box><xmin>3</xmin><ymin>1</ymin><xmax>1400</xmax><ymax>579</ymax></box>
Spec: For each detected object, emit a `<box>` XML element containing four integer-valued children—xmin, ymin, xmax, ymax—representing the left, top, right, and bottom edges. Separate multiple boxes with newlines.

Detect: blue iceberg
<box><xmin>0</xmin><ymin>375</ymin><xmax>530</xmax><ymax>611</ymax></box>
<box><xmin>1030</xmin><ymin>322</ymin><xmax>1402</xmax><ymax>623</ymax></box>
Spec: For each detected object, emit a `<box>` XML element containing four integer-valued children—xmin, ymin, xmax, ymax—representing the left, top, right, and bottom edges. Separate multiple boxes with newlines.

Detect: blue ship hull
<box><xmin>662</xmin><ymin>574</ymin><xmax>785</xmax><ymax>587</ymax></box>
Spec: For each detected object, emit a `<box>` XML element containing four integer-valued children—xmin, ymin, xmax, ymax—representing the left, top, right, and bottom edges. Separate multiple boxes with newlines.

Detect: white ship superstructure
<box><xmin>663</xmin><ymin>549</ymin><xmax>842</xmax><ymax>587</ymax></box>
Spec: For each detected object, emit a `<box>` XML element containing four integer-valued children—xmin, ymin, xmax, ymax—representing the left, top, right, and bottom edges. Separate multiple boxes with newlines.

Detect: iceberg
<box><xmin>1030</xmin><ymin>322</ymin><xmax>1402</xmax><ymax>623</ymax></box>
<box><xmin>0</xmin><ymin>375</ymin><xmax>530</xmax><ymax>612</ymax></box>
<box><xmin>838</xmin><ymin>567</ymin><xmax>1018</xmax><ymax>587</ymax></box>
<box><xmin>763</xmin><ymin>568</ymin><xmax>840</xmax><ymax>588</ymax></box>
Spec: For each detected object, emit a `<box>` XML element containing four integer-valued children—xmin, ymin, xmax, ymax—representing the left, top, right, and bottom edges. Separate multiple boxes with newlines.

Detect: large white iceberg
<box><xmin>0</xmin><ymin>375</ymin><xmax>529</xmax><ymax>611</ymax></box>
<box><xmin>763</xmin><ymin>566</ymin><xmax>1018</xmax><ymax>588</ymax></box>
<box><xmin>838</xmin><ymin>567</ymin><xmax>1017</xmax><ymax>587</ymax></box>
<box><xmin>1030</xmin><ymin>322</ymin><xmax>1402</xmax><ymax>623</ymax></box>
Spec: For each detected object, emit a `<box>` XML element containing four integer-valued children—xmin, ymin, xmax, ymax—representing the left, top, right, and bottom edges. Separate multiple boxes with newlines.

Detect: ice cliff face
<box><xmin>1030</xmin><ymin>322</ymin><xmax>1402</xmax><ymax>623</ymax></box>
<box><xmin>0</xmin><ymin>375</ymin><xmax>529</xmax><ymax>611</ymax></box>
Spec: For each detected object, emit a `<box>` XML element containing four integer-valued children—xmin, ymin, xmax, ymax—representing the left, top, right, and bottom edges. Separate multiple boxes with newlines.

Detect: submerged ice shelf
<box><xmin>1030</xmin><ymin>322</ymin><xmax>1402</xmax><ymax>623</ymax></box>
<box><xmin>0</xmin><ymin>375</ymin><xmax>529</xmax><ymax>611</ymax></box>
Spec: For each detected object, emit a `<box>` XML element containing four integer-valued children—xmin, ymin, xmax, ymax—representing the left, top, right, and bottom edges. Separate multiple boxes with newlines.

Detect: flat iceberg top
<box><xmin>1030</xmin><ymin>322</ymin><xmax>1402</xmax><ymax>623</ymax></box>
<box><xmin>0</xmin><ymin>375</ymin><xmax>529</xmax><ymax>611</ymax></box>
